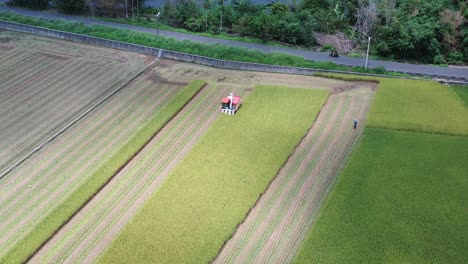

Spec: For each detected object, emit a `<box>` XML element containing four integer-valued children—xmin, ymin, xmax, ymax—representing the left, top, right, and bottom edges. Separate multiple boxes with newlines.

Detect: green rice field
<box><xmin>451</xmin><ymin>85</ymin><xmax>468</xmax><ymax>105</ymax></box>
<box><xmin>294</xmin><ymin>128</ymin><xmax>468</xmax><ymax>263</ymax></box>
<box><xmin>367</xmin><ymin>80</ymin><xmax>468</xmax><ymax>135</ymax></box>
<box><xmin>314</xmin><ymin>73</ymin><xmax>468</xmax><ymax>136</ymax></box>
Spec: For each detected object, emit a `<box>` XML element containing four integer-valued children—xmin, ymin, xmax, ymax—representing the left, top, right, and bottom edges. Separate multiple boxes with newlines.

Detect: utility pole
<box><xmin>125</xmin><ymin>0</ymin><xmax>128</xmax><ymax>18</ymax></box>
<box><xmin>131</xmin><ymin>0</ymin><xmax>134</xmax><ymax>20</ymax></box>
<box><xmin>136</xmin><ymin>0</ymin><xmax>139</xmax><ymax>16</ymax></box>
<box><xmin>219</xmin><ymin>0</ymin><xmax>223</xmax><ymax>33</ymax></box>
<box><xmin>365</xmin><ymin>35</ymin><xmax>371</xmax><ymax>70</ymax></box>
<box><xmin>155</xmin><ymin>12</ymin><xmax>161</xmax><ymax>35</ymax></box>
<box><xmin>205</xmin><ymin>12</ymin><xmax>208</xmax><ymax>32</ymax></box>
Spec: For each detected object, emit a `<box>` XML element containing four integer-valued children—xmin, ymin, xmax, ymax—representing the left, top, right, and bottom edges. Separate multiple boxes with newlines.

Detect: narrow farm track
<box><xmin>214</xmin><ymin>85</ymin><xmax>375</xmax><ymax>263</ymax></box>
<box><xmin>0</xmin><ymin>63</ymin><xmax>185</xmax><ymax>258</ymax></box>
<box><xmin>29</xmin><ymin>84</ymin><xmax>246</xmax><ymax>264</ymax></box>
<box><xmin>0</xmin><ymin>31</ymin><xmax>150</xmax><ymax>174</ymax></box>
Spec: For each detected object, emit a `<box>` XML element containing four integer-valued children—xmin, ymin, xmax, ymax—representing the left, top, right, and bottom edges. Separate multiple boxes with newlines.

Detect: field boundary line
<box><xmin>312</xmin><ymin>86</ymin><xmax>376</xmax><ymax>211</ymax></box>
<box><xmin>0</xmin><ymin>58</ymin><xmax>159</xmax><ymax>180</ymax></box>
<box><xmin>25</xmin><ymin>82</ymin><xmax>207</xmax><ymax>263</ymax></box>
<box><xmin>288</xmin><ymin>99</ymin><xmax>372</xmax><ymax>263</ymax></box>
<box><xmin>1</xmin><ymin>20</ymin><xmax>467</xmax><ymax>84</ymax></box>
<box><xmin>364</xmin><ymin>126</ymin><xmax>468</xmax><ymax>138</ymax></box>
<box><xmin>210</xmin><ymin>92</ymin><xmax>330</xmax><ymax>264</ymax></box>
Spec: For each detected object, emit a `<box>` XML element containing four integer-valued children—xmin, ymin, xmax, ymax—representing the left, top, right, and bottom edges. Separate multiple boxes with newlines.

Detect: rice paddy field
<box><xmin>293</xmin><ymin>75</ymin><xmax>468</xmax><ymax>263</ymax></box>
<box><xmin>1</xmin><ymin>28</ymin><xmax>466</xmax><ymax>264</ymax></box>
<box><xmin>97</xmin><ymin>85</ymin><xmax>329</xmax><ymax>263</ymax></box>
<box><xmin>0</xmin><ymin>30</ymin><xmax>150</xmax><ymax>175</ymax></box>
<box><xmin>293</xmin><ymin>128</ymin><xmax>468</xmax><ymax>263</ymax></box>
<box><xmin>451</xmin><ymin>84</ymin><xmax>468</xmax><ymax>105</ymax></box>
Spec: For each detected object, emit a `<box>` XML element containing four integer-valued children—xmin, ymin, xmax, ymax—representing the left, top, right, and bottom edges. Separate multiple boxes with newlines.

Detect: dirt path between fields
<box><xmin>214</xmin><ymin>82</ymin><xmax>375</xmax><ymax>263</ymax></box>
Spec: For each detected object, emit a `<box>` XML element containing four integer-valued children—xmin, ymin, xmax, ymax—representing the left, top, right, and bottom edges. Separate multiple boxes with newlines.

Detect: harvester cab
<box><xmin>221</xmin><ymin>92</ymin><xmax>241</xmax><ymax>115</ymax></box>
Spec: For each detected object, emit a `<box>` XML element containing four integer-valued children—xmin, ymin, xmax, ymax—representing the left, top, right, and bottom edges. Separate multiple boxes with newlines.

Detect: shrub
<box><xmin>434</xmin><ymin>54</ymin><xmax>447</xmax><ymax>64</ymax></box>
<box><xmin>446</xmin><ymin>52</ymin><xmax>463</xmax><ymax>64</ymax></box>
<box><xmin>373</xmin><ymin>66</ymin><xmax>386</xmax><ymax>74</ymax></box>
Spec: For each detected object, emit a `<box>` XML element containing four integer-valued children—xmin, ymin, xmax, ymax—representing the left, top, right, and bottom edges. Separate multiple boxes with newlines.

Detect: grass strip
<box><xmin>450</xmin><ymin>85</ymin><xmax>468</xmax><ymax>105</ymax></box>
<box><xmin>294</xmin><ymin>128</ymin><xmax>468</xmax><ymax>263</ymax></box>
<box><xmin>98</xmin><ymin>17</ymin><xmax>291</xmax><ymax>48</ymax></box>
<box><xmin>0</xmin><ymin>11</ymin><xmax>407</xmax><ymax>76</ymax></box>
<box><xmin>315</xmin><ymin>73</ymin><xmax>468</xmax><ymax>136</ymax></box>
<box><xmin>97</xmin><ymin>85</ymin><xmax>329</xmax><ymax>263</ymax></box>
<box><xmin>0</xmin><ymin>80</ymin><xmax>206</xmax><ymax>264</ymax></box>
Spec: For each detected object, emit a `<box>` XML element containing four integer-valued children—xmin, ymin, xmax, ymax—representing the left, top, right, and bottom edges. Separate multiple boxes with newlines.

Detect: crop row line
<box><xmin>35</xmin><ymin>84</ymin><xmax>229</xmax><ymax>263</ymax></box>
<box><xmin>216</xmin><ymin>85</ymin><xmax>375</xmax><ymax>263</ymax></box>
<box><xmin>0</xmin><ymin>70</ymin><xmax>183</xmax><ymax>257</ymax></box>
<box><xmin>0</xmin><ymin>81</ymin><xmax>177</xmax><ymax>239</ymax></box>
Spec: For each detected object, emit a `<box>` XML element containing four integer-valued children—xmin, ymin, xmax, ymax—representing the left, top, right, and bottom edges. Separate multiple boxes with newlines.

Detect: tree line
<box><xmin>6</xmin><ymin>0</ymin><xmax>468</xmax><ymax>64</ymax></box>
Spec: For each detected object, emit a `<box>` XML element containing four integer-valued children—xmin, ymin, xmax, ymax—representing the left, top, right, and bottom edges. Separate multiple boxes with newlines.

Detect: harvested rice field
<box><xmin>1</xmin><ymin>30</ymin><xmax>391</xmax><ymax>264</ymax></box>
<box><xmin>0</xmin><ymin>30</ymin><xmax>151</xmax><ymax>176</ymax></box>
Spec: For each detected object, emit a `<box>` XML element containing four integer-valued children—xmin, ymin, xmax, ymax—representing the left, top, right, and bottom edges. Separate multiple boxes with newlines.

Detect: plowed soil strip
<box><xmin>29</xmin><ymin>84</ymin><xmax>241</xmax><ymax>263</ymax></box>
<box><xmin>214</xmin><ymin>85</ymin><xmax>375</xmax><ymax>264</ymax></box>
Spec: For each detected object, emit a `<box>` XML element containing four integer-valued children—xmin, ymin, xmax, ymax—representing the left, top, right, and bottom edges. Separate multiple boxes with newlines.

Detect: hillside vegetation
<box><xmin>7</xmin><ymin>0</ymin><xmax>467</xmax><ymax>64</ymax></box>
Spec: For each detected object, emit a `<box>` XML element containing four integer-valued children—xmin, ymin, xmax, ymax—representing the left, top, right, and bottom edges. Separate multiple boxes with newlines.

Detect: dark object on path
<box><xmin>353</xmin><ymin>119</ymin><xmax>358</xmax><ymax>129</ymax></box>
<box><xmin>329</xmin><ymin>51</ymin><xmax>339</xmax><ymax>57</ymax></box>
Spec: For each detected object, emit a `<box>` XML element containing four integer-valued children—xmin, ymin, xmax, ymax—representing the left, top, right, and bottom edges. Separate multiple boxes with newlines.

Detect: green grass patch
<box><xmin>0</xmin><ymin>11</ymin><xmax>405</xmax><ymax>76</ymax></box>
<box><xmin>315</xmin><ymin>73</ymin><xmax>468</xmax><ymax>135</ymax></box>
<box><xmin>294</xmin><ymin>128</ymin><xmax>468</xmax><ymax>263</ymax></box>
<box><xmin>451</xmin><ymin>85</ymin><xmax>468</xmax><ymax>105</ymax></box>
<box><xmin>97</xmin><ymin>86</ymin><xmax>329</xmax><ymax>263</ymax></box>
<box><xmin>0</xmin><ymin>80</ymin><xmax>205</xmax><ymax>264</ymax></box>
<box><xmin>314</xmin><ymin>73</ymin><xmax>381</xmax><ymax>82</ymax></box>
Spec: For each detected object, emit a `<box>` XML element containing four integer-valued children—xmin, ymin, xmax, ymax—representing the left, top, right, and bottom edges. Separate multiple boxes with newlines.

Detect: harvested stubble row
<box><xmin>215</xmin><ymin>84</ymin><xmax>375</xmax><ymax>263</ymax></box>
<box><xmin>0</xmin><ymin>66</ymin><xmax>190</xmax><ymax>263</ymax></box>
<box><xmin>29</xmin><ymin>83</ymin><xmax>240</xmax><ymax>264</ymax></box>
<box><xmin>0</xmin><ymin>31</ymin><xmax>149</xmax><ymax>173</ymax></box>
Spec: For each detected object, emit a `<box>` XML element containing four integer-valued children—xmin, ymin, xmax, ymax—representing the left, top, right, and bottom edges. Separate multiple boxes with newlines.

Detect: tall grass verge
<box><xmin>97</xmin><ymin>86</ymin><xmax>329</xmax><ymax>263</ymax></box>
<box><xmin>0</xmin><ymin>11</ymin><xmax>407</xmax><ymax>76</ymax></box>
<box><xmin>0</xmin><ymin>80</ymin><xmax>205</xmax><ymax>264</ymax></box>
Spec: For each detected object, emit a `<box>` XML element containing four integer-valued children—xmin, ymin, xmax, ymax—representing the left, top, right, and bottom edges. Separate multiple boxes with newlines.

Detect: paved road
<box><xmin>1</xmin><ymin>6</ymin><xmax>467</xmax><ymax>79</ymax></box>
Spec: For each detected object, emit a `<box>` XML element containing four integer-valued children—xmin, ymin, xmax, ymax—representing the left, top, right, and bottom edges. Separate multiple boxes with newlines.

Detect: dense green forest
<box><xmin>6</xmin><ymin>0</ymin><xmax>468</xmax><ymax>64</ymax></box>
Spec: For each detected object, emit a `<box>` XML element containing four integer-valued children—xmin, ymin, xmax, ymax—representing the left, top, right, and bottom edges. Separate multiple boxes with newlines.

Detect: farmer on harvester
<box><xmin>353</xmin><ymin>119</ymin><xmax>358</xmax><ymax>129</ymax></box>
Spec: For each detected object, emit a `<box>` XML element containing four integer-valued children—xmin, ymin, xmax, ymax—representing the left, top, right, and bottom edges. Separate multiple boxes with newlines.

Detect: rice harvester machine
<box><xmin>221</xmin><ymin>93</ymin><xmax>241</xmax><ymax>115</ymax></box>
